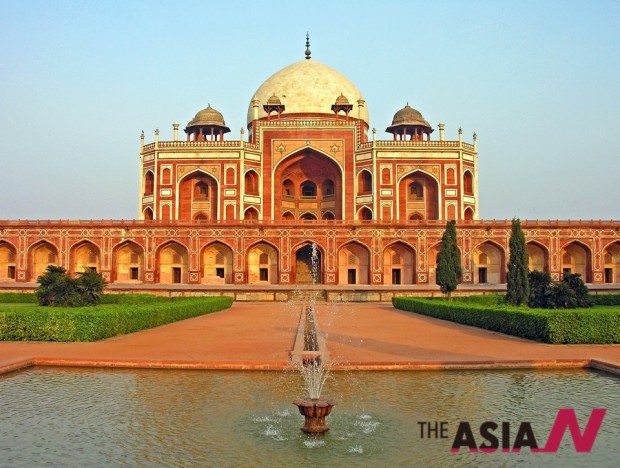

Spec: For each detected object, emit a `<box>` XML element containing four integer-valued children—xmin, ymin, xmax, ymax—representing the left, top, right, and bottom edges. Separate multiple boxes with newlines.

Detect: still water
<box><xmin>0</xmin><ymin>367</ymin><xmax>618</xmax><ymax>467</ymax></box>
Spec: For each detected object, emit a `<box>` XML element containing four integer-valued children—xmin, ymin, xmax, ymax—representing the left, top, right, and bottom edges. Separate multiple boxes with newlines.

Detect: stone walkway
<box><xmin>1</xmin><ymin>302</ymin><xmax>618</xmax><ymax>375</ymax></box>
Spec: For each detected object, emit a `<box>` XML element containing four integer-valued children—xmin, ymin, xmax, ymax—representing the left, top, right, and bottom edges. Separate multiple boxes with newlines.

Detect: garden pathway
<box><xmin>0</xmin><ymin>302</ymin><xmax>618</xmax><ymax>375</ymax></box>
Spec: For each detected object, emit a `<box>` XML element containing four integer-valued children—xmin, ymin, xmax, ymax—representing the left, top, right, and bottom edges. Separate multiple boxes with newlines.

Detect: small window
<box><xmin>392</xmin><ymin>268</ymin><xmax>401</xmax><ymax>285</ymax></box>
<box><xmin>194</xmin><ymin>182</ymin><xmax>209</xmax><ymax>200</ymax></box>
<box><xmin>216</xmin><ymin>267</ymin><xmax>225</xmax><ymax>278</ymax></box>
<box><xmin>301</xmin><ymin>181</ymin><xmax>317</xmax><ymax>197</ymax></box>
<box><xmin>8</xmin><ymin>266</ymin><xmax>16</xmax><ymax>280</ymax></box>
<box><xmin>604</xmin><ymin>268</ymin><xmax>613</xmax><ymax>283</ymax></box>
<box><xmin>409</xmin><ymin>182</ymin><xmax>423</xmax><ymax>199</ymax></box>
<box><xmin>259</xmin><ymin>268</ymin><xmax>269</xmax><ymax>281</ymax></box>
<box><xmin>173</xmin><ymin>267</ymin><xmax>182</xmax><ymax>283</ymax></box>
<box><xmin>478</xmin><ymin>267</ymin><xmax>488</xmax><ymax>284</ymax></box>
<box><xmin>347</xmin><ymin>269</ymin><xmax>356</xmax><ymax>284</ymax></box>
<box><xmin>130</xmin><ymin>267</ymin><xmax>139</xmax><ymax>280</ymax></box>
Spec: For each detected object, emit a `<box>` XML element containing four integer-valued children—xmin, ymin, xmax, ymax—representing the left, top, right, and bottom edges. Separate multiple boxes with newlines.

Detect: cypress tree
<box><xmin>506</xmin><ymin>218</ymin><xmax>530</xmax><ymax>305</ymax></box>
<box><xmin>436</xmin><ymin>220</ymin><xmax>462</xmax><ymax>300</ymax></box>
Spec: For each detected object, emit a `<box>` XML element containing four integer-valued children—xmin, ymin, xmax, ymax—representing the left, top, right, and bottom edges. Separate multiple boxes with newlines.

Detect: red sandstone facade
<box><xmin>1</xmin><ymin>54</ymin><xmax>619</xmax><ymax>288</ymax></box>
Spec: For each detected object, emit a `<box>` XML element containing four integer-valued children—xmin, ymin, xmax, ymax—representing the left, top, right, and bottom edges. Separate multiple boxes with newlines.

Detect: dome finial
<box><xmin>305</xmin><ymin>32</ymin><xmax>311</xmax><ymax>60</ymax></box>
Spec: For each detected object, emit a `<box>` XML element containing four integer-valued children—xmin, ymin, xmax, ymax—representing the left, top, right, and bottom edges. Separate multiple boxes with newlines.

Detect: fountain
<box><xmin>291</xmin><ymin>243</ymin><xmax>335</xmax><ymax>434</ymax></box>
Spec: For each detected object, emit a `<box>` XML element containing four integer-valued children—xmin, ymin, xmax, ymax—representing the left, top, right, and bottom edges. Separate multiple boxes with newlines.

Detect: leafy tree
<box><xmin>506</xmin><ymin>218</ymin><xmax>530</xmax><ymax>305</ymax></box>
<box><xmin>436</xmin><ymin>220</ymin><xmax>462</xmax><ymax>300</ymax></box>
<box><xmin>528</xmin><ymin>270</ymin><xmax>552</xmax><ymax>308</ymax></box>
<box><xmin>35</xmin><ymin>266</ymin><xmax>106</xmax><ymax>307</ymax></box>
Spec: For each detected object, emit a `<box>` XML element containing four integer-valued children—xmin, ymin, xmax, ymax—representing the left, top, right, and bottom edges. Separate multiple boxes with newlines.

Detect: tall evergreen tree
<box><xmin>506</xmin><ymin>218</ymin><xmax>530</xmax><ymax>305</ymax></box>
<box><xmin>436</xmin><ymin>220</ymin><xmax>462</xmax><ymax>300</ymax></box>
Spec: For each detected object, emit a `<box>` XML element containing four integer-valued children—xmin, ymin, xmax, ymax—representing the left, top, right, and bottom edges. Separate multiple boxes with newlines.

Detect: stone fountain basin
<box><xmin>293</xmin><ymin>397</ymin><xmax>336</xmax><ymax>434</ymax></box>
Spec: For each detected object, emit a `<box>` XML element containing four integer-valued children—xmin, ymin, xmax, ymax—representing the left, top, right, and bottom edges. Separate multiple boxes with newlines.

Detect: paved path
<box><xmin>1</xmin><ymin>303</ymin><xmax>618</xmax><ymax>375</ymax></box>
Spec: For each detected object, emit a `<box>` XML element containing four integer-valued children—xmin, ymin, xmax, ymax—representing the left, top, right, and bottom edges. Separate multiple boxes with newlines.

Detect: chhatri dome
<box><xmin>247</xmin><ymin>37</ymin><xmax>369</xmax><ymax>126</ymax></box>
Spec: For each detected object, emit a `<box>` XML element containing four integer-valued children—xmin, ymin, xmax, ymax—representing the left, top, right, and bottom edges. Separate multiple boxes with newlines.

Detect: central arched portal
<box><xmin>274</xmin><ymin>150</ymin><xmax>343</xmax><ymax>221</ymax></box>
<box><xmin>295</xmin><ymin>245</ymin><xmax>322</xmax><ymax>284</ymax></box>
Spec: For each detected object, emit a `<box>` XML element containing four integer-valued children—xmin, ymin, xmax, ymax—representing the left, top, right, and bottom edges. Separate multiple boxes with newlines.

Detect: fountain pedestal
<box><xmin>293</xmin><ymin>397</ymin><xmax>336</xmax><ymax>434</ymax></box>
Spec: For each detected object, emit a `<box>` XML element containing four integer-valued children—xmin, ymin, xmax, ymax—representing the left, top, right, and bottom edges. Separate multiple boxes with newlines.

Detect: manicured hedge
<box><xmin>392</xmin><ymin>297</ymin><xmax>620</xmax><ymax>344</ymax></box>
<box><xmin>589</xmin><ymin>294</ymin><xmax>620</xmax><ymax>306</ymax></box>
<box><xmin>0</xmin><ymin>296</ymin><xmax>233</xmax><ymax>342</ymax></box>
<box><xmin>0</xmin><ymin>292</ymin><xmax>38</xmax><ymax>303</ymax></box>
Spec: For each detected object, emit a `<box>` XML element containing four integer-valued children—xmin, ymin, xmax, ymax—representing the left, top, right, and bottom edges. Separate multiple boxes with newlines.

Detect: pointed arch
<box><xmin>398</xmin><ymin>169</ymin><xmax>440</xmax><ymax>221</ymax></box>
<box><xmin>28</xmin><ymin>240</ymin><xmax>59</xmax><ymax>281</ymax></box>
<box><xmin>244</xmin><ymin>169</ymin><xmax>260</xmax><ymax>196</ymax></box>
<box><xmin>0</xmin><ymin>240</ymin><xmax>17</xmax><ymax>281</ymax></box>
<box><xmin>144</xmin><ymin>170</ymin><xmax>155</xmax><ymax>196</ymax></box>
<box><xmin>473</xmin><ymin>240</ymin><xmax>505</xmax><ymax>284</ymax></box>
<box><xmin>603</xmin><ymin>241</ymin><xmax>620</xmax><ymax>283</ymax></box>
<box><xmin>293</xmin><ymin>241</ymin><xmax>324</xmax><ymax>285</ymax></box>
<box><xmin>383</xmin><ymin>241</ymin><xmax>416</xmax><ymax>285</ymax></box>
<box><xmin>427</xmin><ymin>241</ymin><xmax>442</xmax><ymax>285</ymax></box>
<box><xmin>247</xmin><ymin>241</ymin><xmax>279</xmax><ymax>284</ymax></box>
<box><xmin>358</xmin><ymin>206</ymin><xmax>373</xmax><ymax>220</ymax></box>
<box><xmin>143</xmin><ymin>206</ymin><xmax>154</xmax><ymax>220</ymax></box>
<box><xmin>70</xmin><ymin>240</ymin><xmax>101</xmax><ymax>274</ymax></box>
<box><xmin>463</xmin><ymin>207</ymin><xmax>474</xmax><ymax>221</ymax></box>
<box><xmin>463</xmin><ymin>170</ymin><xmax>474</xmax><ymax>196</ymax></box>
<box><xmin>273</xmin><ymin>149</ymin><xmax>344</xmax><ymax>221</ymax></box>
<box><xmin>300</xmin><ymin>212</ymin><xmax>317</xmax><ymax>221</ymax></box>
<box><xmin>201</xmin><ymin>241</ymin><xmax>233</xmax><ymax>284</ymax></box>
<box><xmin>526</xmin><ymin>241</ymin><xmax>549</xmax><ymax>273</ymax></box>
<box><xmin>161</xmin><ymin>167</ymin><xmax>171</xmax><ymax>185</ymax></box>
<box><xmin>244</xmin><ymin>206</ymin><xmax>259</xmax><ymax>221</ymax></box>
<box><xmin>178</xmin><ymin>169</ymin><xmax>219</xmax><ymax>221</ymax></box>
<box><xmin>358</xmin><ymin>169</ymin><xmax>372</xmax><ymax>195</ymax></box>
<box><xmin>338</xmin><ymin>241</ymin><xmax>370</xmax><ymax>285</ymax></box>
<box><xmin>156</xmin><ymin>240</ymin><xmax>188</xmax><ymax>284</ymax></box>
<box><xmin>113</xmin><ymin>240</ymin><xmax>144</xmax><ymax>283</ymax></box>
<box><xmin>561</xmin><ymin>241</ymin><xmax>592</xmax><ymax>282</ymax></box>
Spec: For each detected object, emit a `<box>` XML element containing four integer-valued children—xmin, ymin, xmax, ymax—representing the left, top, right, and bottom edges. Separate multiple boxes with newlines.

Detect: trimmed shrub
<box><xmin>392</xmin><ymin>296</ymin><xmax>620</xmax><ymax>344</ymax></box>
<box><xmin>0</xmin><ymin>296</ymin><xmax>232</xmax><ymax>342</ymax></box>
<box><xmin>590</xmin><ymin>294</ymin><xmax>620</xmax><ymax>306</ymax></box>
<box><xmin>0</xmin><ymin>292</ymin><xmax>38</xmax><ymax>303</ymax></box>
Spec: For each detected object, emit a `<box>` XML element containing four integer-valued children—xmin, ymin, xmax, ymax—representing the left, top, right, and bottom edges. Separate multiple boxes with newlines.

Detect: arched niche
<box><xmin>29</xmin><ymin>241</ymin><xmax>58</xmax><ymax>281</ymax></box>
<box><xmin>202</xmin><ymin>242</ymin><xmax>233</xmax><ymax>284</ymax></box>
<box><xmin>383</xmin><ymin>242</ymin><xmax>415</xmax><ymax>285</ymax></box>
<box><xmin>113</xmin><ymin>241</ymin><xmax>144</xmax><ymax>283</ymax></box>
<box><xmin>157</xmin><ymin>241</ymin><xmax>188</xmax><ymax>284</ymax></box>
<box><xmin>338</xmin><ymin>242</ymin><xmax>370</xmax><ymax>285</ymax></box>
<box><xmin>178</xmin><ymin>170</ymin><xmax>218</xmax><ymax>221</ymax></box>
<box><xmin>247</xmin><ymin>242</ymin><xmax>278</xmax><ymax>284</ymax></box>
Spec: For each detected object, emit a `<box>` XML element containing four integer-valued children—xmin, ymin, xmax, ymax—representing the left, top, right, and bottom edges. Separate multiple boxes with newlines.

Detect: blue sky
<box><xmin>0</xmin><ymin>0</ymin><xmax>618</xmax><ymax>220</ymax></box>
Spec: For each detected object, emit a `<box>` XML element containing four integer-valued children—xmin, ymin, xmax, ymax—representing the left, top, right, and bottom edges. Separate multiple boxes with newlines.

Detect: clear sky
<box><xmin>0</xmin><ymin>0</ymin><xmax>618</xmax><ymax>220</ymax></box>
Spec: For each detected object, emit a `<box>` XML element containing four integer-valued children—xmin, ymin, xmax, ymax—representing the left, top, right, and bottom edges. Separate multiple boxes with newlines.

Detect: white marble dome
<box><xmin>247</xmin><ymin>60</ymin><xmax>369</xmax><ymax>126</ymax></box>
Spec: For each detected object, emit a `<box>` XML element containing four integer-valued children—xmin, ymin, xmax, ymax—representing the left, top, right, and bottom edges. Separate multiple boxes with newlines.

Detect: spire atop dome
<box><xmin>305</xmin><ymin>33</ymin><xmax>311</xmax><ymax>60</ymax></box>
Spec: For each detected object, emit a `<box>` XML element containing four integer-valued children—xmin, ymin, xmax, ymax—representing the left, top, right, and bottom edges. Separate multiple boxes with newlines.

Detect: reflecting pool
<box><xmin>1</xmin><ymin>368</ymin><xmax>618</xmax><ymax>467</ymax></box>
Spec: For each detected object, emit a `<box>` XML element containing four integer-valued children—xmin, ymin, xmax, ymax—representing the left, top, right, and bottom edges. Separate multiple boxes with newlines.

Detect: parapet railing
<box><xmin>1</xmin><ymin>219</ymin><xmax>618</xmax><ymax>228</ymax></box>
<box><xmin>142</xmin><ymin>139</ymin><xmax>474</xmax><ymax>153</ymax></box>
